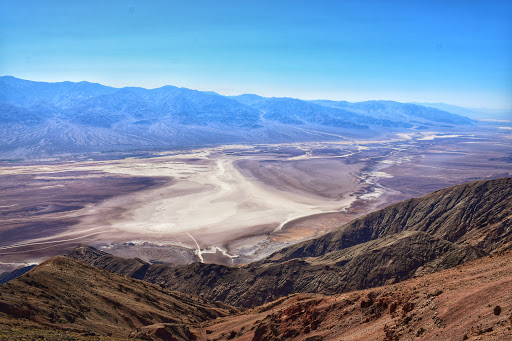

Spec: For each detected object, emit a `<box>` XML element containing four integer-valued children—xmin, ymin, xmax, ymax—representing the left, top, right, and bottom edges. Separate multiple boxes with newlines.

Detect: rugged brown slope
<box><xmin>198</xmin><ymin>250</ymin><xmax>512</xmax><ymax>341</ymax></box>
<box><xmin>67</xmin><ymin>178</ymin><xmax>512</xmax><ymax>307</ymax></box>
<box><xmin>138</xmin><ymin>231</ymin><xmax>486</xmax><ymax>307</ymax></box>
<box><xmin>2</xmin><ymin>247</ymin><xmax>511</xmax><ymax>340</ymax></box>
<box><xmin>269</xmin><ymin>177</ymin><xmax>512</xmax><ymax>262</ymax></box>
<box><xmin>0</xmin><ymin>256</ymin><xmax>236</xmax><ymax>340</ymax></box>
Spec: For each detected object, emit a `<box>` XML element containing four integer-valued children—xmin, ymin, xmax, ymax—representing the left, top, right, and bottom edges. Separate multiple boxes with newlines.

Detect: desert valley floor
<box><xmin>1</xmin><ymin>129</ymin><xmax>511</xmax><ymax>273</ymax></box>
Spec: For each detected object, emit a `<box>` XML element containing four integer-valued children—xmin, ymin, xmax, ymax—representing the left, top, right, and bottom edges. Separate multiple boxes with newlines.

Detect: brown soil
<box><xmin>199</xmin><ymin>250</ymin><xmax>512</xmax><ymax>340</ymax></box>
<box><xmin>2</xmin><ymin>251</ymin><xmax>511</xmax><ymax>340</ymax></box>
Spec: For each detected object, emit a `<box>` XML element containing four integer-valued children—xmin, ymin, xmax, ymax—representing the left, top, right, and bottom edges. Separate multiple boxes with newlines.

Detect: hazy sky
<box><xmin>1</xmin><ymin>0</ymin><xmax>511</xmax><ymax>108</ymax></box>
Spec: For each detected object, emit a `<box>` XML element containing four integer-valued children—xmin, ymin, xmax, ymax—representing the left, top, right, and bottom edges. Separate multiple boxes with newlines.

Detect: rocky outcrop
<box><xmin>3</xmin><ymin>243</ymin><xmax>512</xmax><ymax>340</ymax></box>
<box><xmin>129</xmin><ymin>323</ymin><xmax>199</xmax><ymax>341</ymax></box>
<box><xmin>202</xmin><ymin>249</ymin><xmax>512</xmax><ymax>341</ymax></box>
<box><xmin>141</xmin><ymin>231</ymin><xmax>486</xmax><ymax>307</ymax></box>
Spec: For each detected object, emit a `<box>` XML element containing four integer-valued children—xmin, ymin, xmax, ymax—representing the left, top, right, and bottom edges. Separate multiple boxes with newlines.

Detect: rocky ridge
<box><xmin>1</xmin><ymin>247</ymin><xmax>511</xmax><ymax>340</ymax></box>
<box><xmin>200</xmin><ymin>250</ymin><xmax>512</xmax><ymax>341</ymax></box>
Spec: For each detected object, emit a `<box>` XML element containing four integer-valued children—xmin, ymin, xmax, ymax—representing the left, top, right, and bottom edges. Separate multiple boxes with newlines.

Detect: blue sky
<box><xmin>1</xmin><ymin>0</ymin><xmax>511</xmax><ymax>108</ymax></box>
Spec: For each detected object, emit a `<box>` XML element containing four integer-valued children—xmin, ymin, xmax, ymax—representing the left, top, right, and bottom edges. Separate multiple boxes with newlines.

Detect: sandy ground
<box><xmin>1</xmin><ymin>129</ymin><xmax>511</xmax><ymax>271</ymax></box>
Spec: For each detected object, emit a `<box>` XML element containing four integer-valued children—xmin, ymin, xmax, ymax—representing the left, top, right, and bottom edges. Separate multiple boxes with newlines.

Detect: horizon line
<box><xmin>2</xmin><ymin>75</ymin><xmax>510</xmax><ymax>111</ymax></box>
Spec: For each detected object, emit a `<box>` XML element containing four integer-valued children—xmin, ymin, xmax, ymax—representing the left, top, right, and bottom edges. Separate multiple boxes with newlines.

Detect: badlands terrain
<box><xmin>1</xmin><ymin>129</ymin><xmax>511</xmax><ymax>273</ymax></box>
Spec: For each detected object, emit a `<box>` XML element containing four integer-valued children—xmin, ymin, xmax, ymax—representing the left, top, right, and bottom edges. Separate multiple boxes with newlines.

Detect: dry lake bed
<box><xmin>1</xmin><ymin>129</ymin><xmax>511</xmax><ymax>272</ymax></box>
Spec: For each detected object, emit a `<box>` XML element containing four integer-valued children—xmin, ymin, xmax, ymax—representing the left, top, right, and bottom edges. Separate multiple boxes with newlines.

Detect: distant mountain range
<box><xmin>411</xmin><ymin>102</ymin><xmax>512</xmax><ymax>121</ymax></box>
<box><xmin>0</xmin><ymin>76</ymin><xmax>474</xmax><ymax>158</ymax></box>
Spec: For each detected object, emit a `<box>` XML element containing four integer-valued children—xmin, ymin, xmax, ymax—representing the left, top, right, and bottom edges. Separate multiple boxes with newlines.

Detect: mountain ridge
<box><xmin>0</xmin><ymin>255</ymin><xmax>235</xmax><ymax>340</ymax></box>
<box><xmin>0</xmin><ymin>76</ymin><xmax>475</xmax><ymax>158</ymax></box>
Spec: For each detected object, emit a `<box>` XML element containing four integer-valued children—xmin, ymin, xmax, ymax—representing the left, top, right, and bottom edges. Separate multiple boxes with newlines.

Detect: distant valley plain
<box><xmin>1</xmin><ymin>130</ymin><xmax>510</xmax><ymax>273</ymax></box>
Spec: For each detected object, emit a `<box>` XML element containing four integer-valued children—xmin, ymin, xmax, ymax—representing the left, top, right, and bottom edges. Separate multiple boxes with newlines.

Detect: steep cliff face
<box><xmin>66</xmin><ymin>178</ymin><xmax>512</xmax><ymax>308</ymax></box>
